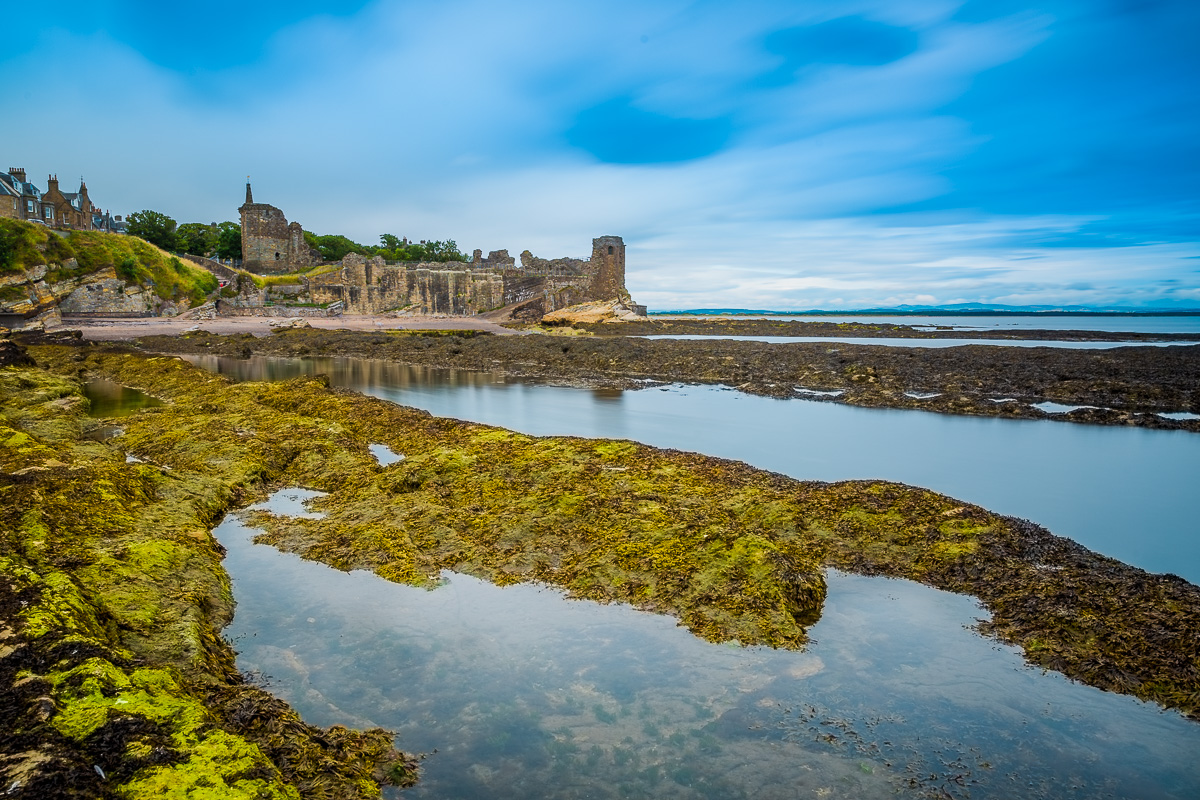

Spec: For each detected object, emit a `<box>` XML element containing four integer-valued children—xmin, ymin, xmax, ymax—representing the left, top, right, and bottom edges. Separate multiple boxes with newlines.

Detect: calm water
<box><xmin>638</xmin><ymin>335</ymin><xmax>1199</xmax><ymax>348</ymax></box>
<box><xmin>658</xmin><ymin>314</ymin><xmax>1200</xmax><ymax>334</ymax></box>
<box><xmin>83</xmin><ymin>378</ymin><xmax>164</xmax><ymax>416</ymax></box>
<box><xmin>183</xmin><ymin>355</ymin><xmax>1200</xmax><ymax>583</ymax></box>
<box><xmin>219</xmin><ymin>491</ymin><xmax>1200</xmax><ymax>800</ymax></box>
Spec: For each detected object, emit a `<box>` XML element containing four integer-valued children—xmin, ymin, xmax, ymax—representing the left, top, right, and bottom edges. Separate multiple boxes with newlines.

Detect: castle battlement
<box><xmin>238</xmin><ymin>184</ymin><xmax>634</xmax><ymax>318</ymax></box>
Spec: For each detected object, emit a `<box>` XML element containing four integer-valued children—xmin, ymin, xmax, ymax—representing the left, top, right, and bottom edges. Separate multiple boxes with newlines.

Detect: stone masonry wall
<box><xmin>300</xmin><ymin>237</ymin><xmax>632</xmax><ymax>318</ymax></box>
<box><xmin>239</xmin><ymin>200</ymin><xmax>320</xmax><ymax>275</ymax></box>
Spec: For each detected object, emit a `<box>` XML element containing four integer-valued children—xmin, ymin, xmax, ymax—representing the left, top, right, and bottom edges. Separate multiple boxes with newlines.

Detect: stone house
<box><xmin>1</xmin><ymin>168</ymin><xmax>46</xmax><ymax>222</ymax></box>
<box><xmin>0</xmin><ymin>173</ymin><xmax>19</xmax><ymax>219</ymax></box>
<box><xmin>0</xmin><ymin>168</ymin><xmax>118</xmax><ymax>231</ymax></box>
<box><xmin>41</xmin><ymin>175</ymin><xmax>94</xmax><ymax>230</ymax></box>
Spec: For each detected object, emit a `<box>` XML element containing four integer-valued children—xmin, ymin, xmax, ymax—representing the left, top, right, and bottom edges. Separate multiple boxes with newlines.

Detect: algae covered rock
<box><xmin>0</xmin><ymin>361</ymin><xmax>415</xmax><ymax>798</ymax></box>
<box><xmin>7</xmin><ymin>339</ymin><xmax>1200</xmax><ymax>800</ymax></box>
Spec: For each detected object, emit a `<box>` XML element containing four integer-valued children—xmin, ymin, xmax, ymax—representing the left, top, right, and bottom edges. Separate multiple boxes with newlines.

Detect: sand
<box><xmin>68</xmin><ymin>315</ymin><xmax>521</xmax><ymax>341</ymax></box>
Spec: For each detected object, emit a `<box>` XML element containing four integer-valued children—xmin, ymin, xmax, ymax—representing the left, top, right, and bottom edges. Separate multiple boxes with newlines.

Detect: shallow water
<box><xmin>184</xmin><ymin>355</ymin><xmax>1200</xmax><ymax>583</ymax></box>
<box><xmin>659</xmin><ymin>314</ymin><xmax>1200</xmax><ymax>334</ymax></box>
<box><xmin>219</xmin><ymin>491</ymin><xmax>1200</xmax><ymax>800</ymax></box>
<box><xmin>83</xmin><ymin>378</ymin><xmax>164</xmax><ymax>417</ymax></box>
<box><xmin>639</xmin><ymin>334</ymin><xmax>1200</xmax><ymax>348</ymax></box>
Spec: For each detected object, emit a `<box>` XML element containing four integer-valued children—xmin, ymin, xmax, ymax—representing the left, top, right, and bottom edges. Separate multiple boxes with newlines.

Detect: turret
<box><xmin>590</xmin><ymin>235</ymin><xmax>627</xmax><ymax>301</ymax></box>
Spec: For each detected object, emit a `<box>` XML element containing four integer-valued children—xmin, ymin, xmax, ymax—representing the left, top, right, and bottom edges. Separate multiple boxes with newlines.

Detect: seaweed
<box><xmin>0</xmin><ymin>351</ymin><xmax>416</xmax><ymax>797</ymax></box>
<box><xmin>19</xmin><ymin>342</ymin><xmax>1199</xmax><ymax>723</ymax></box>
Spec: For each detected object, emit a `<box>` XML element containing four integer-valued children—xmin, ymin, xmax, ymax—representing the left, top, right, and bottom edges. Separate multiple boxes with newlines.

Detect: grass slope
<box><xmin>0</xmin><ymin>219</ymin><xmax>218</xmax><ymax>307</ymax></box>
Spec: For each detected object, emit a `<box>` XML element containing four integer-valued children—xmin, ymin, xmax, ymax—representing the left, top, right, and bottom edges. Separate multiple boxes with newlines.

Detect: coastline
<box><xmin>87</xmin><ymin>324</ymin><xmax>1200</xmax><ymax>432</ymax></box>
<box><xmin>4</xmin><ymin>335</ymin><xmax>1198</xmax><ymax>796</ymax></box>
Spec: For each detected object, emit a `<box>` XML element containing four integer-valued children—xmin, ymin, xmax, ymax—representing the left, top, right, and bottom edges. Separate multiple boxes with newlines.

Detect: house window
<box><xmin>608</xmin><ymin>246</ymin><xmax>614</xmax><ymax>254</ymax></box>
<box><xmin>26</xmin><ymin>200</ymin><xmax>34</xmax><ymax>213</ymax></box>
<box><xmin>45</xmin><ymin>207</ymin><xmax>53</xmax><ymax>220</ymax></box>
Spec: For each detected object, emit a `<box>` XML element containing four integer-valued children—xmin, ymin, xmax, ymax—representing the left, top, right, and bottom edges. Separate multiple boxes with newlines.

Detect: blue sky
<box><xmin>3</xmin><ymin>0</ymin><xmax>1198</xmax><ymax>310</ymax></box>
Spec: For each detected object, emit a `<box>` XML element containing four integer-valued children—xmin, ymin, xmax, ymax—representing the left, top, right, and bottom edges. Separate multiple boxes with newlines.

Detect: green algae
<box><xmin>18</xmin><ymin>342</ymin><xmax>1197</xmax><ymax>724</ymax></box>
<box><xmin>0</xmin><ymin>356</ymin><xmax>417</xmax><ymax>797</ymax></box>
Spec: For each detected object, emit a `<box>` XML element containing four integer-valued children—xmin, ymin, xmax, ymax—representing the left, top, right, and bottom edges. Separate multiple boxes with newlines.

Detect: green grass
<box><xmin>0</xmin><ymin>218</ymin><xmax>75</xmax><ymax>276</ymax></box>
<box><xmin>67</xmin><ymin>230</ymin><xmax>218</xmax><ymax>304</ymax></box>
<box><xmin>258</xmin><ymin>274</ymin><xmax>304</xmax><ymax>287</ymax></box>
<box><xmin>0</xmin><ymin>220</ymin><xmax>218</xmax><ymax>306</ymax></box>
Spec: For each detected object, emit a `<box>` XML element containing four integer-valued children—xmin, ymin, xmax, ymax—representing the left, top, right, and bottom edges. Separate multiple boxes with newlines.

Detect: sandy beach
<box><xmin>69</xmin><ymin>314</ymin><xmax>521</xmax><ymax>341</ymax></box>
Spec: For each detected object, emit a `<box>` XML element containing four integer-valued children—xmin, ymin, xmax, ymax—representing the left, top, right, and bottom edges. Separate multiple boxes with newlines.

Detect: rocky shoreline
<box><xmin>10</xmin><ymin>343</ymin><xmax>1200</xmax><ymax>705</ymax></box>
<box><xmin>121</xmin><ymin>327</ymin><xmax>1200</xmax><ymax>431</ymax></box>
<box><xmin>4</xmin><ymin>336</ymin><xmax>1198</xmax><ymax>796</ymax></box>
<box><xmin>565</xmin><ymin>316</ymin><xmax>1200</xmax><ymax>342</ymax></box>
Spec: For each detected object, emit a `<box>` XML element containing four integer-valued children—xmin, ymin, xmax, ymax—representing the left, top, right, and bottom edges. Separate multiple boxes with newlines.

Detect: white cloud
<box><xmin>1</xmin><ymin>0</ymin><xmax>1195</xmax><ymax>310</ymax></box>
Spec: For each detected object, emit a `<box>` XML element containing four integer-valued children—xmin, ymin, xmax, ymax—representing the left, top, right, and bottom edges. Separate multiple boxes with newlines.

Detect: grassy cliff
<box><xmin>0</xmin><ymin>219</ymin><xmax>218</xmax><ymax>308</ymax></box>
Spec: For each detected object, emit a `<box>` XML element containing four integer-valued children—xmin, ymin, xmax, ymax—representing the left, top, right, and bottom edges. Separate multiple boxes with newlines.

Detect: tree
<box><xmin>176</xmin><ymin>222</ymin><xmax>218</xmax><ymax>257</ymax></box>
<box><xmin>380</xmin><ymin>233</ymin><xmax>402</xmax><ymax>251</ymax></box>
<box><xmin>314</xmin><ymin>234</ymin><xmax>367</xmax><ymax>262</ymax></box>
<box><xmin>125</xmin><ymin>210</ymin><xmax>178</xmax><ymax>252</ymax></box>
<box><xmin>215</xmin><ymin>221</ymin><xmax>242</xmax><ymax>260</ymax></box>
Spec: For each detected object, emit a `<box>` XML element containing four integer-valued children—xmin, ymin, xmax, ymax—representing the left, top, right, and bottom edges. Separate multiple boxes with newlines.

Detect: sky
<box><xmin>3</xmin><ymin>0</ymin><xmax>1198</xmax><ymax>310</ymax></box>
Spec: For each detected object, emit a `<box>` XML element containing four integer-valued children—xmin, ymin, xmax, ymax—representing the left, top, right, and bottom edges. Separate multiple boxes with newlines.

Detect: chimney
<box><xmin>9</xmin><ymin>168</ymin><xmax>26</xmax><ymax>184</ymax></box>
<box><xmin>47</xmin><ymin>174</ymin><xmax>59</xmax><ymax>192</ymax></box>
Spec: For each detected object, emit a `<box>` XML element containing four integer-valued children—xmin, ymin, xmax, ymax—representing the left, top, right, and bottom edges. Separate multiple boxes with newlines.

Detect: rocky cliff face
<box><xmin>0</xmin><ymin>261</ymin><xmax>159</xmax><ymax>329</ymax></box>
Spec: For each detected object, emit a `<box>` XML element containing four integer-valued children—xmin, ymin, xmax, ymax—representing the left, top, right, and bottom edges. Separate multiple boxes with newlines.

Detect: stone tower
<box><xmin>589</xmin><ymin>235</ymin><xmax>627</xmax><ymax>301</ymax></box>
<box><xmin>238</xmin><ymin>181</ymin><xmax>319</xmax><ymax>275</ymax></box>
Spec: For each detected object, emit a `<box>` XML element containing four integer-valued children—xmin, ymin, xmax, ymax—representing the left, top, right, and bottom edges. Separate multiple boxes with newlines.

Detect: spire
<box><xmin>245</xmin><ymin>177</ymin><xmax>253</xmax><ymax>205</ymax></box>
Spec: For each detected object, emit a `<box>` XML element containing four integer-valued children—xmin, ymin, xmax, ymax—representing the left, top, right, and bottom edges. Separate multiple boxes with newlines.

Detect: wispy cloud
<box><xmin>4</xmin><ymin>0</ymin><xmax>1197</xmax><ymax>308</ymax></box>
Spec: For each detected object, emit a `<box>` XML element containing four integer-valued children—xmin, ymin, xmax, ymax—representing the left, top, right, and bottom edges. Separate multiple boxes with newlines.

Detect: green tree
<box><xmin>314</xmin><ymin>234</ymin><xmax>367</xmax><ymax>262</ymax></box>
<box><xmin>380</xmin><ymin>233</ymin><xmax>402</xmax><ymax>251</ymax></box>
<box><xmin>125</xmin><ymin>210</ymin><xmax>178</xmax><ymax>252</ymax></box>
<box><xmin>176</xmin><ymin>222</ymin><xmax>218</xmax><ymax>257</ymax></box>
<box><xmin>400</xmin><ymin>239</ymin><xmax>466</xmax><ymax>263</ymax></box>
<box><xmin>215</xmin><ymin>222</ymin><xmax>241</xmax><ymax>260</ymax></box>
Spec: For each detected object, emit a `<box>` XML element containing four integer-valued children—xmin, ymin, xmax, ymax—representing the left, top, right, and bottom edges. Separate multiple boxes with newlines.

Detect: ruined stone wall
<box><xmin>306</xmin><ymin>237</ymin><xmax>631</xmax><ymax>318</ymax></box>
<box><xmin>589</xmin><ymin>236</ymin><xmax>627</xmax><ymax>301</ymax></box>
<box><xmin>239</xmin><ymin>203</ymin><xmax>319</xmax><ymax>275</ymax></box>
<box><xmin>472</xmin><ymin>249</ymin><xmax>517</xmax><ymax>270</ymax></box>
<box><xmin>308</xmin><ymin>254</ymin><xmax>506</xmax><ymax>316</ymax></box>
<box><xmin>518</xmin><ymin>250</ymin><xmax>588</xmax><ymax>277</ymax></box>
<box><xmin>179</xmin><ymin>254</ymin><xmax>241</xmax><ymax>283</ymax></box>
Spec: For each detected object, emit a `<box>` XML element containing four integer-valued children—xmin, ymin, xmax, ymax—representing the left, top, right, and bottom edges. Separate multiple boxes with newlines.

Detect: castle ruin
<box><xmin>236</xmin><ymin>184</ymin><xmax>640</xmax><ymax>318</ymax></box>
<box><xmin>307</xmin><ymin>236</ymin><xmax>633</xmax><ymax>318</ymax></box>
<box><xmin>239</xmin><ymin>182</ymin><xmax>320</xmax><ymax>274</ymax></box>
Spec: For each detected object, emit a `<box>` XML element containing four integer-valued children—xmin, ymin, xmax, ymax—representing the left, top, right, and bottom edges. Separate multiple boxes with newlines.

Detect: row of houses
<box><xmin>0</xmin><ymin>167</ymin><xmax>125</xmax><ymax>233</ymax></box>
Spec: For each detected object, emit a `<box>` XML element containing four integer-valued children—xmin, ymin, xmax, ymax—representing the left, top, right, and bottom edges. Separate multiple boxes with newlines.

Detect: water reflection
<box><xmin>220</xmin><ymin>494</ymin><xmax>1200</xmax><ymax>800</ymax></box>
<box><xmin>183</xmin><ymin>355</ymin><xmax>1200</xmax><ymax>583</ymax></box>
<box><xmin>83</xmin><ymin>378</ymin><xmax>164</xmax><ymax>417</ymax></box>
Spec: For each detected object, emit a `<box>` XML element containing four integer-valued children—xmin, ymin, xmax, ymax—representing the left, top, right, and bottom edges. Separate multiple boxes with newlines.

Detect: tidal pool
<box><xmin>220</xmin><ymin>491</ymin><xmax>1200</xmax><ymax>800</ymax></box>
<box><xmin>83</xmin><ymin>378</ymin><xmax>164</xmax><ymax>417</ymax></box>
<box><xmin>183</xmin><ymin>355</ymin><xmax>1200</xmax><ymax>583</ymax></box>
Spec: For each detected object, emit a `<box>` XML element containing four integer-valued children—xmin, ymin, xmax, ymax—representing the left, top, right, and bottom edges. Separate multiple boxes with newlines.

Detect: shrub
<box><xmin>116</xmin><ymin>257</ymin><xmax>139</xmax><ymax>283</ymax></box>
